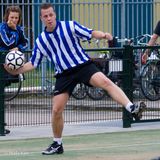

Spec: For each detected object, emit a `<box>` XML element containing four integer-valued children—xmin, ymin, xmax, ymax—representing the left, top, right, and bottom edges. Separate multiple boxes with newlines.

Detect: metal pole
<box><xmin>122</xmin><ymin>45</ymin><xmax>134</xmax><ymax>128</ymax></box>
<box><xmin>121</xmin><ymin>0</ymin><xmax>126</xmax><ymax>38</ymax></box>
<box><xmin>0</xmin><ymin>54</ymin><xmax>6</xmax><ymax>136</ymax></box>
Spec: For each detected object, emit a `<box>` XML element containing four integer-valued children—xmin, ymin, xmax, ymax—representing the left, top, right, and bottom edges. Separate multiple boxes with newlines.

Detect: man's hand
<box><xmin>3</xmin><ymin>64</ymin><xmax>19</xmax><ymax>75</ymax></box>
<box><xmin>104</xmin><ymin>32</ymin><xmax>113</xmax><ymax>41</ymax></box>
<box><xmin>10</xmin><ymin>47</ymin><xmax>19</xmax><ymax>51</ymax></box>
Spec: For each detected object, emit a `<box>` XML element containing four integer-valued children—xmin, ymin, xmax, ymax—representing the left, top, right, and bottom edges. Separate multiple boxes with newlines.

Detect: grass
<box><xmin>0</xmin><ymin>129</ymin><xmax>160</xmax><ymax>160</ymax></box>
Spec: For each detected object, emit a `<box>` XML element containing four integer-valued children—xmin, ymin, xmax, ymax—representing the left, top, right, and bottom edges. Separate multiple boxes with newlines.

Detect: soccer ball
<box><xmin>5</xmin><ymin>50</ymin><xmax>25</xmax><ymax>70</ymax></box>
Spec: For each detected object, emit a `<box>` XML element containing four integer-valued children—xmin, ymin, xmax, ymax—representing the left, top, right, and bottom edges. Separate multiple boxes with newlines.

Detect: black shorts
<box><xmin>54</xmin><ymin>62</ymin><xmax>100</xmax><ymax>96</ymax></box>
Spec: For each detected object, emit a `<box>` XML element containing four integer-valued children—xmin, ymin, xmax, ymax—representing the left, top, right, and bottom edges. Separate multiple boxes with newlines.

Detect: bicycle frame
<box><xmin>4</xmin><ymin>74</ymin><xmax>24</xmax><ymax>101</ymax></box>
<box><xmin>140</xmin><ymin>58</ymin><xmax>160</xmax><ymax>101</ymax></box>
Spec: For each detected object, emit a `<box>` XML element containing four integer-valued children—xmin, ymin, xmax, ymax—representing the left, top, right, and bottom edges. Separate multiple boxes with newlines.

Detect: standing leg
<box><xmin>42</xmin><ymin>92</ymin><xmax>69</xmax><ymax>155</ymax></box>
<box><xmin>52</xmin><ymin>92</ymin><xmax>69</xmax><ymax>138</ymax></box>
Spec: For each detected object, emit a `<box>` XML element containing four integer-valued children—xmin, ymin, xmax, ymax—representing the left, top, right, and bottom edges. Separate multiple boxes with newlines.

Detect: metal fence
<box><xmin>0</xmin><ymin>45</ymin><xmax>160</xmax><ymax>130</ymax></box>
<box><xmin>3</xmin><ymin>49</ymin><xmax>124</xmax><ymax>127</ymax></box>
<box><xmin>1</xmin><ymin>1</ymin><xmax>160</xmax><ymax>131</ymax></box>
<box><xmin>0</xmin><ymin>0</ymin><xmax>160</xmax><ymax>50</ymax></box>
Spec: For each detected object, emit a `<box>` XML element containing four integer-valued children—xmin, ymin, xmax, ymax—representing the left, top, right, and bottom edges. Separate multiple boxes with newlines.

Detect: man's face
<box><xmin>40</xmin><ymin>7</ymin><xmax>56</xmax><ymax>31</ymax></box>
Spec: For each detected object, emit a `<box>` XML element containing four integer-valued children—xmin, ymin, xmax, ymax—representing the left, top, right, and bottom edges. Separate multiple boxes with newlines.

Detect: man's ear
<box><xmin>40</xmin><ymin>16</ymin><xmax>42</xmax><ymax>21</ymax></box>
<box><xmin>54</xmin><ymin>12</ymin><xmax>56</xmax><ymax>19</ymax></box>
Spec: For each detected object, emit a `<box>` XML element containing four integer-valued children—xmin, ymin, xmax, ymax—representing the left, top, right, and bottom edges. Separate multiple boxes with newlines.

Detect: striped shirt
<box><xmin>30</xmin><ymin>21</ymin><xmax>93</xmax><ymax>75</ymax></box>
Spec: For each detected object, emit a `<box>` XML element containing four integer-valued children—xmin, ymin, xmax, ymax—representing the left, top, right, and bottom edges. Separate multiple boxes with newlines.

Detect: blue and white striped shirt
<box><xmin>30</xmin><ymin>21</ymin><xmax>93</xmax><ymax>75</ymax></box>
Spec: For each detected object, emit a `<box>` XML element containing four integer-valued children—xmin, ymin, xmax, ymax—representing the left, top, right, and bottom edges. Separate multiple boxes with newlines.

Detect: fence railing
<box><xmin>1</xmin><ymin>1</ymin><xmax>160</xmax><ymax>50</ymax></box>
<box><xmin>1</xmin><ymin>45</ymin><xmax>160</xmax><ymax>136</ymax></box>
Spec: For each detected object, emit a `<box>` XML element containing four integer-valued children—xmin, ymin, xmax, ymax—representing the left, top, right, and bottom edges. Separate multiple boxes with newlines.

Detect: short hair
<box><xmin>40</xmin><ymin>3</ymin><xmax>55</xmax><ymax>14</ymax></box>
<box><xmin>3</xmin><ymin>6</ymin><xmax>22</xmax><ymax>24</ymax></box>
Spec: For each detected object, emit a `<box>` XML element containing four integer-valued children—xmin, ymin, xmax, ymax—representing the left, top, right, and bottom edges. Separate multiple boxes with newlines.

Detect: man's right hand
<box><xmin>3</xmin><ymin>64</ymin><xmax>19</xmax><ymax>75</ymax></box>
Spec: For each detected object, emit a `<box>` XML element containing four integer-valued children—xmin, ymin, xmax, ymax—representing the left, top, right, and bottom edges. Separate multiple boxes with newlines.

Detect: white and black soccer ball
<box><xmin>5</xmin><ymin>50</ymin><xmax>25</xmax><ymax>70</ymax></box>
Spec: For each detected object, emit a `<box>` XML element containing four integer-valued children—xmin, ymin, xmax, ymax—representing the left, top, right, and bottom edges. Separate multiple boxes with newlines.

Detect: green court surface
<box><xmin>0</xmin><ymin>129</ymin><xmax>160</xmax><ymax>160</ymax></box>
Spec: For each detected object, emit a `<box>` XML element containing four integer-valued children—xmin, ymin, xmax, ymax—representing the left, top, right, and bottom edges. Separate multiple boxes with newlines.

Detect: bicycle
<box><xmin>140</xmin><ymin>44</ymin><xmax>160</xmax><ymax>101</ymax></box>
<box><xmin>72</xmin><ymin>83</ymin><xmax>106</xmax><ymax>100</ymax></box>
<box><xmin>41</xmin><ymin>74</ymin><xmax>106</xmax><ymax>100</ymax></box>
<box><xmin>116</xmin><ymin>34</ymin><xmax>160</xmax><ymax>100</ymax></box>
<box><xmin>4</xmin><ymin>73</ymin><xmax>25</xmax><ymax>101</ymax></box>
<box><xmin>72</xmin><ymin>36</ymin><xmax>147</xmax><ymax>100</ymax></box>
<box><xmin>72</xmin><ymin>38</ymin><xmax>130</xmax><ymax>100</ymax></box>
<box><xmin>71</xmin><ymin>39</ymin><xmax>108</xmax><ymax>100</ymax></box>
<box><xmin>131</xmin><ymin>34</ymin><xmax>160</xmax><ymax>101</ymax></box>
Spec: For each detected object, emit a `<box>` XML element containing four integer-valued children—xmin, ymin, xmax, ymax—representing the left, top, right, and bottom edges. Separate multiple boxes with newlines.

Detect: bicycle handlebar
<box><xmin>81</xmin><ymin>34</ymin><xmax>152</xmax><ymax>47</ymax></box>
<box><xmin>136</xmin><ymin>34</ymin><xmax>151</xmax><ymax>46</ymax></box>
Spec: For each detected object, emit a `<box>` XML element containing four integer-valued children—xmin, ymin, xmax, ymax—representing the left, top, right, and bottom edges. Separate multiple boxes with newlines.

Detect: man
<box><xmin>5</xmin><ymin>3</ymin><xmax>146</xmax><ymax>155</ymax></box>
<box><xmin>142</xmin><ymin>21</ymin><xmax>160</xmax><ymax>63</ymax></box>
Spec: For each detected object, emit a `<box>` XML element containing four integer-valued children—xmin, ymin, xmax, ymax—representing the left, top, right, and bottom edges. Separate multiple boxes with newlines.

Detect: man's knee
<box><xmin>52</xmin><ymin>104</ymin><xmax>64</xmax><ymax>116</ymax></box>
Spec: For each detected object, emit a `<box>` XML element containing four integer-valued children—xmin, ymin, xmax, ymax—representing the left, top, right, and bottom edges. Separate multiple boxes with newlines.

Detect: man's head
<box><xmin>40</xmin><ymin>3</ymin><xmax>56</xmax><ymax>31</ymax></box>
<box><xmin>40</xmin><ymin>3</ymin><xmax>54</xmax><ymax>12</ymax></box>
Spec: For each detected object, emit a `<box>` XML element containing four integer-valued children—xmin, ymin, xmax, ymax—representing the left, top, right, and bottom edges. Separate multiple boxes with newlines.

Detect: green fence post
<box><xmin>0</xmin><ymin>54</ymin><xmax>5</xmax><ymax>136</ymax></box>
<box><xmin>122</xmin><ymin>45</ymin><xmax>134</xmax><ymax>128</ymax></box>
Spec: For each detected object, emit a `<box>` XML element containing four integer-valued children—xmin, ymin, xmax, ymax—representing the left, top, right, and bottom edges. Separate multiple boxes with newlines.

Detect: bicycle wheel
<box><xmin>87</xmin><ymin>86</ymin><xmax>106</xmax><ymax>100</ymax></box>
<box><xmin>5</xmin><ymin>74</ymin><xmax>23</xmax><ymax>101</ymax></box>
<box><xmin>140</xmin><ymin>61</ymin><xmax>160</xmax><ymax>101</ymax></box>
<box><xmin>72</xmin><ymin>83</ymin><xmax>87</xmax><ymax>100</ymax></box>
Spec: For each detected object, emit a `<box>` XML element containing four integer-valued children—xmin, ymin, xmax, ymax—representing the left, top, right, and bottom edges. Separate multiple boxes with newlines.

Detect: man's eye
<box><xmin>49</xmin><ymin>14</ymin><xmax>53</xmax><ymax>17</ymax></box>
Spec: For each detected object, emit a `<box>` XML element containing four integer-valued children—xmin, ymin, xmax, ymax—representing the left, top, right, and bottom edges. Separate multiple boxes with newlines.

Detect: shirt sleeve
<box><xmin>154</xmin><ymin>21</ymin><xmax>160</xmax><ymax>36</ymax></box>
<box><xmin>73</xmin><ymin>21</ymin><xmax>93</xmax><ymax>40</ymax></box>
<box><xmin>30</xmin><ymin>43</ymin><xmax>43</xmax><ymax>68</ymax></box>
<box><xmin>0</xmin><ymin>23</ymin><xmax>16</xmax><ymax>47</ymax></box>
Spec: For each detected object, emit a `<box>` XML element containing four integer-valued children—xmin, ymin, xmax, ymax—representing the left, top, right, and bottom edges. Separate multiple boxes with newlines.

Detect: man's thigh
<box><xmin>89</xmin><ymin>72</ymin><xmax>113</xmax><ymax>88</ymax></box>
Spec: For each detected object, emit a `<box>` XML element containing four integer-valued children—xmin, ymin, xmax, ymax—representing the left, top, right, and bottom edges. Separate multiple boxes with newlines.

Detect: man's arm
<box><xmin>148</xmin><ymin>34</ymin><xmax>159</xmax><ymax>46</ymax></box>
<box><xmin>142</xmin><ymin>33</ymin><xmax>159</xmax><ymax>64</ymax></box>
<box><xmin>92</xmin><ymin>30</ymin><xmax>113</xmax><ymax>41</ymax></box>
<box><xmin>4</xmin><ymin>61</ymin><xmax>35</xmax><ymax>75</ymax></box>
